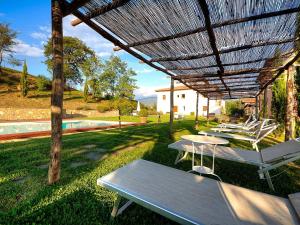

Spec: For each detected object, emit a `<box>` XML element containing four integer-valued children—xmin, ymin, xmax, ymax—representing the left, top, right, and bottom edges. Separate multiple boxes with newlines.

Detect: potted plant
<box><xmin>139</xmin><ymin>109</ymin><xmax>148</xmax><ymax>123</ymax></box>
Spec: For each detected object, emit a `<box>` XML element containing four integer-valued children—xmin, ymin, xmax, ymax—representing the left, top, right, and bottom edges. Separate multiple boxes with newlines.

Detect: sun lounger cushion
<box><xmin>261</xmin><ymin>140</ymin><xmax>300</xmax><ymax>163</ymax></box>
<box><xmin>98</xmin><ymin>160</ymin><xmax>299</xmax><ymax>225</ymax></box>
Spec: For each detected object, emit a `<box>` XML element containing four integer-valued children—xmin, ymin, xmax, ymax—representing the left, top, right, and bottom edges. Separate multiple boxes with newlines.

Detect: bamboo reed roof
<box><xmin>63</xmin><ymin>0</ymin><xmax>300</xmax><ymax>99</ymax></box>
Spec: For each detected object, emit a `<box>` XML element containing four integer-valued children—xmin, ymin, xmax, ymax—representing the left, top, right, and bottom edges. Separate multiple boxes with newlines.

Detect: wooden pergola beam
<box><xmin>122</xmin><ymin>6</ymin><xmax>300</xmax><ymax>48</ymax></box>
<box><xmin>150</xmin><ymin>37</ymin><xmax>296</xmax><ymax>62</ymax></box>
<box><xmin>71</xmin><ymin>0</ymin><xmax>130</xmax><ymax>26</ymax></box>
<box><xmin>197</xmin><ymin>0</ymin><xmax>230</xmax><ymax>97</ymax></box>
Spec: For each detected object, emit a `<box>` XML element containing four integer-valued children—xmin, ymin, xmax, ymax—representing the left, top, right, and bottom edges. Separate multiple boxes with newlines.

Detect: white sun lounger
<box><xmin>168</xmin><ymin>139</ymin><xmax>300</xmax><ymax>190</ymax></box>
<box><xmin>97</xmin><ymin>160</ymin><xmax>300</xmax><ymax>225</ymax></box>
<box><xmin>218</xmin><ymin>114</ymin><xmax>257</xmax><ymax>129</ymax></box>
<box><xmin>211</xmin><ymin>120</ymin><xmax>261</xmax><ymax>135</ymax></box>
<box><xmin>199</xmin><ymin>122</ymin><xmax>278</xmax><ymax>151</ymax></box>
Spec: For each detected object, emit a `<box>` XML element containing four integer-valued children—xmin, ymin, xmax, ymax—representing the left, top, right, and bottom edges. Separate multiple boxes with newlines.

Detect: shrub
<box><xmin>225</xmin><ymin>100</ymin><xmax>244</xmax><ymax>117</ymax></box>
<box><xmin>76</xmin><ymin>105</ymin><xmax>92</xmax><ymax>110</ymax></box>
<box><xmin>113</xmin><ymin>98</ymin><xmax>136</xmax><ymax>116</ymax></box>
<box><xmin>97</xmin><ymin>100</ymin><xmax>113</xmax><ymax>113</ymax></box>
<box><xmin>36</xmin><ymin>75</ymin><xmax>51</xmax><ymax>91</ymax></box>
<box><xmin>139</xmin><ymin>108</ymin><xmax>148</xmax><ymax>117</ymax></box>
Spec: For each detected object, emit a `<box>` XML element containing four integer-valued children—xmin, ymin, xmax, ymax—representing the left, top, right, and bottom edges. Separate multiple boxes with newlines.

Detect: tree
<box><xmin>81</xmin><ymin>55</ymin><xmax>102</xmax><ymax>102</ymax></box>
<box><xmin>0</xmin><ymin>23</ymin><xmax>20</xmax><ymax>73</ymax></box>
<box><xmin>20</xmin><ymin>61</ymin><xmax>28</xmax><ymax>97</ymax></box>
<box><xmin>44</xmin><ymin>36</ymin><xmax>95</xmax><ymax>87</ymax></box>
<box><xmin>113</xmin><ymin>98</ymin><xmax>136</xmax><ymax>127</ymax></box>
<box><xmin>100</xmin><ymin>55</ymin><xmax>137</xmax><ymax>99</ymax></box>
<box><xmin>271</xmin><ymin>49</ymin><xmax>286</xmax><ymax>123</ymax></box>
<box><xmin>36</xmin><ymin>75</ymin><xmax>51</xmax><ymax>91</ymax></box>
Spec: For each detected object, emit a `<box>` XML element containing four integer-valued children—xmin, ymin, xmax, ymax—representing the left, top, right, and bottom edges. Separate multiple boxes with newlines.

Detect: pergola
<box><xmin>49</xmin><ymin>0</ymin><xmax>300</xmax><ymax>183</ymax></box>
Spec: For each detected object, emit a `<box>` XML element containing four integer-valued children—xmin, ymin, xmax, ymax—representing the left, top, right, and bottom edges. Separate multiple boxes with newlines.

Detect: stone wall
<box><xmin>0</xmin><ymin>108</ymin><xmax>118</xmax><ymax>121</ymax></box>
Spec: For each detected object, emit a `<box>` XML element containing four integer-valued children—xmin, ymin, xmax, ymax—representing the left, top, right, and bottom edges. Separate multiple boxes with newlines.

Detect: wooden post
<box><xmin>255</xmin><ymin>96</ymin><xmax>258</xmax><ymax>119</ymax></box>
<box><xmin>263</xmin><ymin>88</ymin><xmax>267</xmax><ymax>118</ymax></box>
<box><xmin>49</xmin><ymin>0</ymin><xmax>64</xmax><ymax>184</ymax></box>
<box><xmin>266</xmin><ymin>86</ymin><xmax>273</xmax><ymax>118</ymax></box>
<box><xmin>195</xmin><ymin>92</ymin><xmax>199</xmax><ymax>128</ymax></box>
<box><xmin>285</xmin><ymin>66</ymin><xmax>296</xmax><ymax>141</ymax></box>
<box><xmin>207</xmin><ymin>97</ymin><xmax>210</xmax><ymax>123</ymax></box>
<box><xmin>169</xmin><ymin>77</ymin><xmax>174</xmax><ymax>138</ymax></box>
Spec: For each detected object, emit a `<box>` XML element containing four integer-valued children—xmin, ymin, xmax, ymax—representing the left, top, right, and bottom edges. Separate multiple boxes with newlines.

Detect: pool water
<box><xmin>0</xmin><ymin>120</ymin><xmax>122</xmax><ymax>135</ymax></box>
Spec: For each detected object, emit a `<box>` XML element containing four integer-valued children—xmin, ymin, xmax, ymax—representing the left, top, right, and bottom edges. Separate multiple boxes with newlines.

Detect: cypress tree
<box><xmin>20</xmin><ymin>61</ymin><xmax>28</xmax><ymax>97</ymax></box>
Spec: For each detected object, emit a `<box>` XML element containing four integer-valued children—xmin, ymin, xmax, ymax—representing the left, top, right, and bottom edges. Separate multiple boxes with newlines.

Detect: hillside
<box><xmin>0</xmin><ymin>67</ymin><xmax>37</xmax><ymax>92</ymax></box>
<box><xmin>0</xmin><ymin>67</ymin><xmax>99</xmax><ymax>110</ymax></box>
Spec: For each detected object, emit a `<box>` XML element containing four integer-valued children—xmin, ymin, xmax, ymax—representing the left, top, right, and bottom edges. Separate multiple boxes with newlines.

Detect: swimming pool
<box><xmin>0</xmin><ymin>120</ymin><xmax>127</xmax><ymax>135</ymax></box>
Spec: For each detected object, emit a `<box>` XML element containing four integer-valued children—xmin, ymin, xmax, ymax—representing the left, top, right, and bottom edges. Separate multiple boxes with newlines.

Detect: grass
<box><xmin>0</xmin><ymin>117</ymin><xmax>299</xmax><ymax>224</ymax></box>
<box><xmin>0</xmin><ymin>66</ymin><xmax>100</xmax><ymax>110</ymax></box>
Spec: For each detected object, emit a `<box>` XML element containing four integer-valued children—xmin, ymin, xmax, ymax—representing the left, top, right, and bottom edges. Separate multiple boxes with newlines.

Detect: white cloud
<box><xmin>135</xmin><ymin>69</ymin><xmax>154</xmax><ymax>74</ymax></box>
<box><xmin>134</xmin><ymin>86</ymin><xmax>163</xmax><ymax>99</ymax></box>
<box><xmin>30</xmin><ymin>32</ymin><xmax>48</xmax><ymax>41</ymax></box>
<box><xmin>12</xmin><ymin>39</ymin><xmax>43</xmax><ymax>57</ymax></box>
<box><xmin>62</xmin><ymin>15</ymin><xmax>115</xmax><ymax>58</ymax></box>
<box><xmin>96</xmin><ymin>51</ymin><xmax>112</xmax><ymax>57</ymax></box>
<box><xmin>31</xmin><ymin>16</ymin><xmax>125</xmax><ymax>58</ymax></box>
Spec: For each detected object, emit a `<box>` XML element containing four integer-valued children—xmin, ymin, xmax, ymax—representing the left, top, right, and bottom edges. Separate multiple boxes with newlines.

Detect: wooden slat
<box><xmin>167</xmin><ymin>51</ymin><xmax>293</xmax><ymax>71</ymax></box>
<box><xmin>150</xmin><ymin>37</ymin><xmax>296</xmax><ymax>62</ymax></box>
<box><xmin>122</xmin><ymin>7</ymin><xmax>300</xmax><ymax>48</ymax></box>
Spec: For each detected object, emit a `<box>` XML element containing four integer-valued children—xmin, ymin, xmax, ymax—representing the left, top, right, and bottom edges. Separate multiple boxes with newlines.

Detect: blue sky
<box><xmin>0</xmin><ymin>0</ymin><xmax>170</xmax><ymax>99</ymax></box>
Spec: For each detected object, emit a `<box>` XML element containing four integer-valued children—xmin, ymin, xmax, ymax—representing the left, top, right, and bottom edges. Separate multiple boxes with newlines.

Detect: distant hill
<box><xmin>137</xmin><ymin>96</ymin><xmax>157</xmax><ymax>107</ymax></box>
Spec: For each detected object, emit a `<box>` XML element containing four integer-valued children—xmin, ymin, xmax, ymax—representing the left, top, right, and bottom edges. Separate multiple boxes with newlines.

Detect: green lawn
<box><xmin>0</xmin><ymin>118</ymin><xmax>299</xmax><ymax>224</ymax></box>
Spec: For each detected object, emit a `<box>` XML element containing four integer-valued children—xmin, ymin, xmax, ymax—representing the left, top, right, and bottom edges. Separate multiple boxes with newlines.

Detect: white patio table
<box><xmin>181</xmin><ymin>135</ymin><xmax>229</xmax><ymax>180</ymax></box>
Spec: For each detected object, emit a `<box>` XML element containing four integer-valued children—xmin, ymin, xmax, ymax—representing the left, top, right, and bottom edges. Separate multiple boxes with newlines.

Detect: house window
<box><xmin>177</xmin><ymin>95</ymin><xmax>180</xmax><ymax>98</ymax></box>
<box><xmin>183</xmin><ymin>106</ymin><xmax>185</xmax><ymax>111</ymax></box>
<box><xmin>182</xmin><ymin>94</ymin><xmax>185</xmax><ymax>99</ymax></box>
<box><xmin>217</xmin><ymin>100</ymin><xmax>221</xmax><ymax>106</ymax></box>
<box><xmin>163</xmin><ymin>95</ymin><xmax>166</xmax><ymax>100</ymax></box>
<box><xmin>203</xmin><ymin>106</ymin><xmax>207</xmax><ymax>111</ymax></box>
